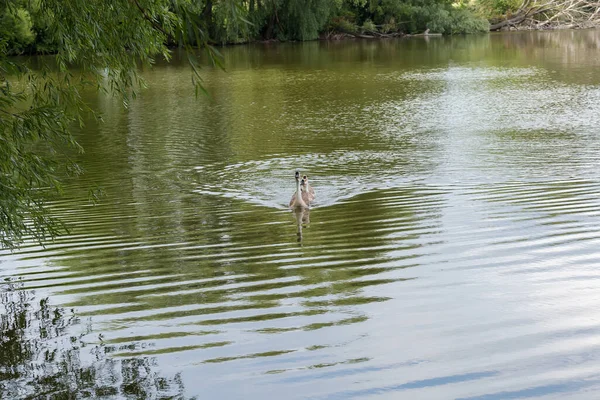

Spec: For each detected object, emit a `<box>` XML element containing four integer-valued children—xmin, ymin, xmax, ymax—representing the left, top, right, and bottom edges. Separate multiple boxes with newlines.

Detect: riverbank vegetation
<box><xmin>1</xmin><ymin>0</ymin><xmax>228</xmax><ymax>249</ymax></box>
<box><xmin>4</xmin><ymin>0</ymin><xmax>600</xmax><ymax>56</ymax></box>
<box><xmin>1</xmin><ymin>0</ymin><xmax>482</xmax><ymax>56</ymax></box>
<box><xmin>482</xmin><ymin>0</ymin><xmax>600</xmax><ymax>30</ymax></box>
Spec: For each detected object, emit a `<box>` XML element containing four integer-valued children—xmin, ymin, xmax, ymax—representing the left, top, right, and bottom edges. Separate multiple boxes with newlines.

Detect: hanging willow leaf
<box><xmin>0</xmin><ymin>0</ymin><xmax>244</xmax><ymax>250</ymax></box>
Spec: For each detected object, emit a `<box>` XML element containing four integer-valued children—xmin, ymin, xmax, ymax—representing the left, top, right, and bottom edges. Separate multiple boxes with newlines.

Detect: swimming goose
<box><xmin>302</xmin><ymin>175</ymin><xmax>315</xmax><ymax>202</ymax></box>
<box><xmin>289</xmin><ymin>171</ymin><xmax>310</xmax><ymax>209</ymax></box>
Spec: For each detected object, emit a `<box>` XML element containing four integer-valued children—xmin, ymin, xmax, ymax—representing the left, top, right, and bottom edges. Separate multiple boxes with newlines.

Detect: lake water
<box><xmin>4</xmin><ymin>30</ymin><xmax>600</xmax><ymax>399</ymax></box>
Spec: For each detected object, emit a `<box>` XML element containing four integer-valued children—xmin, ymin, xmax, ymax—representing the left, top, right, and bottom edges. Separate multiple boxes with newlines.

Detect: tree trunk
<box><xmin>489</xmin><ymin>13</ymin><xmax>528</xmax><ymax>30</ymax></box>
<box><xmin>201</xmin><ymin>0</ymin><xmax>213</xmax><ymax>23</ymax></box>
<box><xmin>263</xmin><ymin>0</ymin><xmax>279</xmax><ymax>39</ymax></box>
<box><xmin>264</xmin><ymin>13</ymin><xmax>276</xmax><ymax>39</ymax></box>
<box><xmin>200</xmin><ymin>0</ymin><xmax>213</xmax><ymax>39</ymax></box>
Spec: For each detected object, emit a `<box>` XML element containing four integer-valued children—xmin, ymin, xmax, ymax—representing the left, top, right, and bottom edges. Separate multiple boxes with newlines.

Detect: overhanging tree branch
<box><xmin>129</xmin><ymin>0</ymin><xmax>169</xmax><ymax>37</ymax></box>
<box><xmin>490</xmin><ymin>0</ymin><xmax>600</xmax><ymax>30</ymax></box>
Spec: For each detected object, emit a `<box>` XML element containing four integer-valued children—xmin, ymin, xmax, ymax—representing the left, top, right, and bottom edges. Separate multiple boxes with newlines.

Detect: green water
<box><xmin>4</xmin><ymin>30</ymin><xmax>600</xmax><ymax>399</ymax></box>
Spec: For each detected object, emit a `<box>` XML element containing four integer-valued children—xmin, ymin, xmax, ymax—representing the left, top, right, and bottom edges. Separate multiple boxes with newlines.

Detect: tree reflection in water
<box><xmin>0</xmin><ymin>278</ymin><xmax>192</xmax><ymax>399</ymax></box>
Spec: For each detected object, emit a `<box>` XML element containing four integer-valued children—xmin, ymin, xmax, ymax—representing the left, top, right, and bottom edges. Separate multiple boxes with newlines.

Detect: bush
<box><xmin>424</xmin><ymin>6</ymin><xmax>489</xmax><ymax>34</ymax></box>
<box><xmin>449</xmin><ymin>7</ymin><xmax>490</xmax><ymax>33</ymax></box>
<box><xmin>336</xmin><ymin>0</ymin><xmax>489</xmax><ymax>35</ymax></box>
<box><xmin>361</xmin><ymin>18</ymin><xmax>377</xmax><ymax>33</ymax></box>
<box><xmin>380</xmin><ymin>16</ymin><xmax>398</xmax><ymax>33</ymax></box>
<box><xmin>475</xmin><ymin>0</ymin><xmax>522</xmax><ymax>20</ymax></box>
<box><xmin>0</xmin><ymin>8</ymin><xmax>35</xmax><ymax>54</ymax></box>
<box><xmin>425</xmin><ymin>7</ymin><xmax>452</xmax><ymax>33</ymax></box>
<box><xmin>328</xmin><ymin>17</ymin><xmax>359</xmax><ymax>33</ymax></box>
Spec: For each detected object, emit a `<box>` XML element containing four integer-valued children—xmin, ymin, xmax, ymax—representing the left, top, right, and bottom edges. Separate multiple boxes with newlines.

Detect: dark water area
<box><xmin>4</xmin><ymin>30</ymin><xmax>600</xmax><ymax>399</ymax></box>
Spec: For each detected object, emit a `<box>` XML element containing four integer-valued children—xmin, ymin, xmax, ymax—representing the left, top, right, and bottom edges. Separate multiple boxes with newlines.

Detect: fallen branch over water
<box><xmin>490</xmin><ymin>0</ymin><xmax>600</xmax><ymax>30</ymax></box>
<box><xmin>321</xmin><ymin>31</ymin><xmax>404</xmax><ymax>40</ymax></box>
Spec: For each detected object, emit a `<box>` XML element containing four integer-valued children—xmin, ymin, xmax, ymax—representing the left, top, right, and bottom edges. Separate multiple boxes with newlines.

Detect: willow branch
<box><xmin>130</xmin><ymin>0</ymin><xmax>169</xmax><ymax>36</ymax></box>
<box><xmin>0</xmin><ymin>108</ymin><xmax>25</xmax><ymax>120</ymax></box>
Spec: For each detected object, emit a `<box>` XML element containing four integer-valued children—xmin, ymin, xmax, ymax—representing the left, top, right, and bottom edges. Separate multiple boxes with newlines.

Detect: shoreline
<box><xmin>9</xmin><ymin>26</ymin><xmax>598</xmax><ymax>57</ymax></box>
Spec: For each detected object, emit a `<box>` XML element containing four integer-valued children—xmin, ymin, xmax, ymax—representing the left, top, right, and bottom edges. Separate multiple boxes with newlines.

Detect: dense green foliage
<box><xmin>331</xmin><ymin>0</ymin><xmax>489</xmax><ymax>35</ymax></box>
<box><xmin>0</xmin><ymin>0</ymin><xmax>228</xmax><ymax>249</ymax></box>
<box><xmin>474</xmin><ymin>0</ymin><xmax>522</xmax><ymax>22</ymax></box>
<box><xmin>2</xmin><ymin>0</ymin><xmax>489</xmax><ymax>54</ymax></box>
<box><xmin>0</xmin><ymin>7</ymin><xmax>34</xmax><ymax>53</ymax></box>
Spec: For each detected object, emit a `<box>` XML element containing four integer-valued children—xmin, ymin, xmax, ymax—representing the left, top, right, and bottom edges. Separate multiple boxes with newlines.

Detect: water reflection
<box><xmin>293</xmin><ymin>208</ymin><xmax>310</xmax><ymax>243</ymax></box>
<box><xmin>6</xmin><ymin>30</ymin><xmax>600</xmax><ymax>398</ymax></box>
<box><xmin>0</xmin><ymin>280</ymin><xmax>190</xmax><ymax>399</ymax></box>
<box><xmin>12</xmin><ymin>183</ymin><xmax>435</xmax><ymax>379</ymax></box>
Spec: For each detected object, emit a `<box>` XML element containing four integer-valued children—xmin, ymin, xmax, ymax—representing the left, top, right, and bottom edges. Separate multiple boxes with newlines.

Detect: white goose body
<box><xmin>289</xmin><ymin>171</ymin><xmax>312</xmax><ymax>209</ymax></box>
<box><xmin>302</xmin><ymin>175</ymin><xmax>316</xmax><ymax>202</ymax></box>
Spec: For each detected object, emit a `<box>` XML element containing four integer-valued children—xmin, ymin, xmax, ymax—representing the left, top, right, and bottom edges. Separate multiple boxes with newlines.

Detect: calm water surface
<box><xmin>4</xmin><ymin>30</ymin><xmax>600</xmax><ymax>399</ymax></box>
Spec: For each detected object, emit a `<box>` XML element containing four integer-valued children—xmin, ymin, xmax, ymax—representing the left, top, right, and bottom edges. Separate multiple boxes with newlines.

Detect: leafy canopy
<box><xmin>0</xmin><ymin>0</ymin><xmax>234</xmax><ymax>250</ymax></box>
